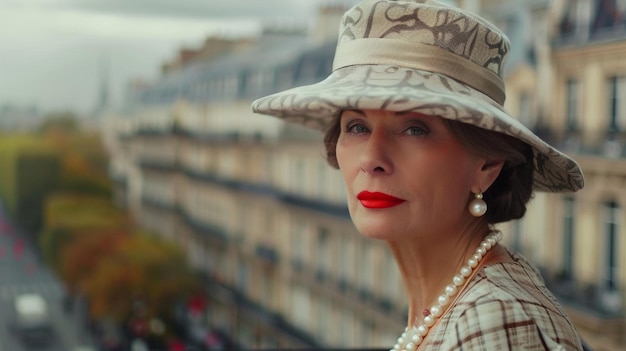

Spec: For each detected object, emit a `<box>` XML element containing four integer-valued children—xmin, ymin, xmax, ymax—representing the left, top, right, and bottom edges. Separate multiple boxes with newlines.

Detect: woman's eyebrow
<box><xmin>396</xmin><ymin>111</ymin><xmax>430</xmax><ymax>118</ymax></box>
<box><xmin>343</xmin><ymin>109</ymin><xmax>367</xmax><ymax>117</ymax></box>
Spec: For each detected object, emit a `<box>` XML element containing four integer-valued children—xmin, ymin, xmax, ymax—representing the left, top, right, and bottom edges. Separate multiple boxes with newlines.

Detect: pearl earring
<box><xmin>468</xmin><ymin>192</ymin><xmax>487</xmax><ymax>217</ymax></box>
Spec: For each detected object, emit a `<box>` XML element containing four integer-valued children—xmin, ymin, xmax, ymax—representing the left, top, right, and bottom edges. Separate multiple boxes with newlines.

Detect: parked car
<box><xmin>10</xmin><ymin>293</ymin><xmax>54</xmax><ymax>345</ymax></box>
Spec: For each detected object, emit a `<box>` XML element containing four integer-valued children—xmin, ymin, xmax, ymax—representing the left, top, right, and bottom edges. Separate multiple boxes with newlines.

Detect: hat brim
<box><xmin>252</xmin><ymin>65</ymin><xmax>584</xmax><ymax>192</ymax></box>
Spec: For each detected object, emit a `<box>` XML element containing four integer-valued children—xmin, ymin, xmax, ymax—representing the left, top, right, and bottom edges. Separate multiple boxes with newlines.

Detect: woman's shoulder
<box><xmin>462</xmin><ymin>246</ymin><xmax>571</xmax><ymax>323</ymax></box>
<box><xmin>482</xmin><ymin>246</ymin><xmax>544</xmax><ymax>280</ymax></box>
<box><xmin>425</xmin><ymin>246</ymin><xmax>583</xmax><ymax>350</ymax></box>
<box><xmin>432</xmin><ymin>294</ymin><xmax>583</xmax><ymax>350</ymax></box>
<box><xmin>474</xmin><ymin>247</ymin><xmax>555</xmax><ymax>301</ymax></box>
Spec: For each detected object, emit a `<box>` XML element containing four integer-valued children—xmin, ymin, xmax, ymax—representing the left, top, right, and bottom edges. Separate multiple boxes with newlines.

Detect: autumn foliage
<box><xmin>32</xmin><ymin>113</ymin><xmax>204</xmax><ymax>341</ymax></box>
<box><xmin>40</xmin><ymin>113</ymin><xmax>112</xmax><ymax>197</ymax></box>
<box><xmin>59</xmin><ymin>227</ymin><xmax>128</xmax><ymax>296</ymax></box>
<box><xmin>41</xmin><ymin>192</ymin><xmax>202</xmax><ymax>334</ymax></box>
<box><xmin>39</xmin><ymin>193</ymin><xmax>130</xmax><ymax>273</ymax></box>
<box><xmin>79</xmin><ymin>233</ymin><xmax>200</xmax><ymax>323</ymax></box>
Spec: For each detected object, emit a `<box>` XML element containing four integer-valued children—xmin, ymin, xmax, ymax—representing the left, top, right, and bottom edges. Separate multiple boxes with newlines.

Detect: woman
<box><xmin>252</xmin><ymin>0</ymin><xmax>585</xmax><ymax>350</ymax></box>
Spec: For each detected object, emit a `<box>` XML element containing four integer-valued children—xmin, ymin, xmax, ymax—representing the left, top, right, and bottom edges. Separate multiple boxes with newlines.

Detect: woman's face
<box><xmin>336</xmin><ymin>109</ymin><xmax>489</xmax><ymax>241</ymax></box>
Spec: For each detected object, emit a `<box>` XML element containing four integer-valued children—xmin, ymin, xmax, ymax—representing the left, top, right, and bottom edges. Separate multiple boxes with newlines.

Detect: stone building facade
<box><xmin>103</xmin><ymin>1</ymin><xmax>626</xmax><ymax>349</ymax></box>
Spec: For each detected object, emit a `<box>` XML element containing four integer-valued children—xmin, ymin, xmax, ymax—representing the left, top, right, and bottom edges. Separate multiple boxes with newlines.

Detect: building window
<box><xmin>560</xmin><ymin>0</ymin><xmax>581</xmax><ymax>36</ymax></box>
<box><xmin>518</xmin><ymin>92</ymin><xmax>532</xmax><ymax>127</ymax></box>
<box><xmin>339</xmin><ymin>308</ymin><xmax>353</xmax><ymax>346</ymax></box>
<box><xmin>338</xmin><ymin>233</ymin><xmax>354</xmax><ymax>284</ymax></box>
<box><xmin>593</xmin><ymin>0</ymin><xmax>626</xmax><ymax>31</ymax></box>
<box><xmin>261</xmin><ymin>208</ymin><xmax>274</xmax><ymax>246</ymax></box>
<box><xmin>293</xmin><ymin>158</ymin><xmax>305</xmax><ymax>193</ymax></box>
<box><xmin>298</xmin><ymin>60</ymin><xmax>319</xmax><ymax>83</ymax></box>
<box><xmin>223</xmin><ymin>75</ymin><xmax>238</xmax><ymax>97</ymax></box>
<box><xmin>275</xmin><ymin>66</ymin><xmax>294</xmax><ymax>90</ymax></box>
<box><xmin>382</xmin><ymin>253</ymin><xmax>400</xmax><ymax>303</ymax></box>
<box><xmin>291</xmin><ymin>285</ymin><xmax>311</xmax><ymax>330</ymax></box>
<box><xmin>511</xmin><ymin>219</ymin><xmax>523</xmax><ymax>253</ymax></box>
<box><xmin>562</xmin><ymin>197</ymin><xmax>575</xmax><ymax>280</ymax></box>
<box><xmin>317</xmin><ymin>299</ymin><xmax>331</xmax><ymax>341</ymax></box>
<box><xmin>358</xmin><ymin>320</ymin><xmax>375</xmax><ymax>347</ymax></box>
<box><xmin>316</xmin><ymin>161</ymin><xmax>327</xmax><ymax>200</ymax></box>
<box><xmin>263</xmin><ymin>153</ymin><xmax>273</xmax><ymax>185</ymax></box>
<box><xmin>237</xmin><ymin>261</ymin><xmax>249</xmax><ymax>291</ymax></box>
<box><xmin>292</xmin><ymin>219</ymin><xmax>307</xmax><ymax>265</ymax></box>
<box><xmin>247</xmin><ymin>69</ymin><xmax>274</xmax><ymax>94</ymax></box>
<box><xmin>261</xmin><ymin>270</ymin><xmax>273</xmax><ymax>306</ymax></box>
<box><xmin>219</xmin><ymin>148</ymin><xmax>236</xmax><ymax>177</ymax></box>
<box><xmin>358</xmin><ymin>241</ymin><xmax>375</xmax><ymax>294</ymax></box>
<box><xmin>316</xmin><ymin>227</ymin><xmax>330</xmax><ymax>278</ymax></box>
<box><xmin>602</xmin><ymin>201</ymin><xmax>620</xmax><ymax>292</ymax></box>
<box><xmin>608</xmin><ymin>75</ymin><xmax>626</xmax><ymax>132</ymax></box>
<box><xmin>238</xmin><ymin>202</ymin><xmax>250</xmax><ymax>237</ymax></box>
<box><xmin>566</xmin><ymin>79</ymin><xmax>580</xmax><ymax>131</ymax></box>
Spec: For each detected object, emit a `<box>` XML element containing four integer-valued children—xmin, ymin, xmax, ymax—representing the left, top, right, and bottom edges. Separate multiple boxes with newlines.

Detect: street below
<box><xmin>0</xmin><ymin>203</ymin><xmax>94</xmax><ymax>350</ymax></box>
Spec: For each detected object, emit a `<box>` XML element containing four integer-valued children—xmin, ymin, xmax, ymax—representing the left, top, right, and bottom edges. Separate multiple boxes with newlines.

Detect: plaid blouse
<box><xmin>422</xmin><ymin>247</ymin><xmax>584</xmax><ymax>350</ymax></box>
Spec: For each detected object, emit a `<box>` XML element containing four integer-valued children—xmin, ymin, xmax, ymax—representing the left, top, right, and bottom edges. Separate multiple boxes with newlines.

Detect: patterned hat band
<box><xmin>332</xmin><ymin>38</ymin><xmax>506</xmax><ymax>105</ymax></box>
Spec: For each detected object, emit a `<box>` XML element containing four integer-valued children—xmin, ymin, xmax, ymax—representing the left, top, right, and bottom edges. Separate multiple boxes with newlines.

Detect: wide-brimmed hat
<box><xmin>251</xmin><ymin>0</ymin><xmax>584</xmax><ymax>192</ymax></box>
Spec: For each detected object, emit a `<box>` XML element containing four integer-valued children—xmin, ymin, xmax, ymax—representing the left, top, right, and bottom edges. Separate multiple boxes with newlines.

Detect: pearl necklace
<box><xmin>391</xmin><ymin>230</ymin><xmax>503</xmax><ymax>351</ymax></box>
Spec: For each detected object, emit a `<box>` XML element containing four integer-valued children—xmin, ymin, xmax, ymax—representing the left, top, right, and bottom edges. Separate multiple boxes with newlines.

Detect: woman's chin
<box><xmin>348</xmin><ymin>204</ymin><xmax>414</xmax><ymax>239</ymax></box>
<box><xmin>352</xmin><ymin>218</ymin><xmax>408</xmax><ymax>241</ymax></box>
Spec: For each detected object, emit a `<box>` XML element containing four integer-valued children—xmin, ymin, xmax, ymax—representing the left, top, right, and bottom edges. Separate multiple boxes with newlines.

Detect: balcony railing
<box><xmin>543</xmin><ymin>270</ymin><xmax>624</xmax><ymax>319</ymax></box>
<box><xmin>533</xmin><ymin>126</ymin><xmax>626</xmax><ymax>159</ymax></box>
<box><xmin>201</xmin><ymin>273</ymin><xmax>321</xmax><ymax>348</ymax></box>
<box><xmin>255</xmin><ymin>244</ymin><xmax>279</xmax><ymax>264</ymax></box>
<box><xmin>556</xmin><ymin>16</ymin><xmax>626</xmax><ymax>47</ymax></box>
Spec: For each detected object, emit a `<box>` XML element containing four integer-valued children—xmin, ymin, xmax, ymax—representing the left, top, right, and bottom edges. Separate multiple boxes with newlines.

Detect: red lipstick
<box><xmin>357</xmin><ymin>191</ymin><xmax>405</xmax><ymax>209</ymax></box>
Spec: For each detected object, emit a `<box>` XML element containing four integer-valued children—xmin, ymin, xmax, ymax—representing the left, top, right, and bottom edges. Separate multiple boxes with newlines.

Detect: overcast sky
<box><xmin>0</xmin><ymin>0</ymin><xmax>353</xmax><ymax>115</ymax></box>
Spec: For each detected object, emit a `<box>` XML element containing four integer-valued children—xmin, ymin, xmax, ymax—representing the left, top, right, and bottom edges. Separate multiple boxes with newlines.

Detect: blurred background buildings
<box><xmin>94</xmin><ymin>0</ymin><xmax>626</xmax><ymax>349</ymax></box>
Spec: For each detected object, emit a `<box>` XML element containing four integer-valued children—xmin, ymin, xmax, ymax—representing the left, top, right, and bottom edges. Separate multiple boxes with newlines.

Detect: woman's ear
<box><xmin>473</xmin><ymin>159</ymin><xmax>505</xmax><ymax>192</ymax></box>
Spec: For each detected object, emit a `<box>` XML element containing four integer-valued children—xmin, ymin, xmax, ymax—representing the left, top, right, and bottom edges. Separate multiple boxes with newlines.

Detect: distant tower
<box><xmin>93</xmin><ymin>54</ymin><xmax>110</xmax><ymax>118</ymax></box>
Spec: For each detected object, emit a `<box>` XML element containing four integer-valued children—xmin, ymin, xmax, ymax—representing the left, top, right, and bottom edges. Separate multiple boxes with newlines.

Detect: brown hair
<box><xmin>322</xmin><ymin>113</ymin><xmax>534</xmax><ymax>224</ymax></box>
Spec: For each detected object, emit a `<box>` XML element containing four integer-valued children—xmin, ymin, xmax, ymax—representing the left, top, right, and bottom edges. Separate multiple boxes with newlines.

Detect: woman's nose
<box><xmin>359</xmin><ymin>130</ymin><xmax>393</xmax><ymax>174</ymax></box>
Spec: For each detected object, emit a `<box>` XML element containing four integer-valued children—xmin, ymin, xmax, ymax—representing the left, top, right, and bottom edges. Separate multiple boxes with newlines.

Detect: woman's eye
<box><xmin>405</xmin><ymin>126</ymin><xmax>427</xmax><ymax>136</ymax></box>
<box><xmin>346</xmin><ymin>124</ymin><xmax>368</xmax><ymax>134</ymax></box>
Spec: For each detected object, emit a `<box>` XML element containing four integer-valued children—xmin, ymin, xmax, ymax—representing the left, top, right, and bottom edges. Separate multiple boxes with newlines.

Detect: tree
<box><xmin>70</xmin><ymin>231</ymin><xmax>202</xmax><ymax>341</ymax></box>
<box><xmin>37</xmin><ymin>111</ymin><xmax>79</xmax><ymax>134</ymax></box>
<box><xmin>0</xmin><ymin>135</ymin><xmax>60</xmax><ymax>233</ymax></box>
<box><xmin>39</xmin><ymin>193</ymin><xmax>130</xmax><ymax>272</ymax></box>
<box><xmin>59</xmin><ymin>228</ymin><xmax>129</xmax><ymax>296</ymax></box>
<box><xmin>40</xmin><ymin>114</ymin><xmax>111</xmax><ymax>197</ymax></box>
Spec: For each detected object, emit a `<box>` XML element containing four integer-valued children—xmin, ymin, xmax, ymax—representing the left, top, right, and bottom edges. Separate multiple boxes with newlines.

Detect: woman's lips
<box><xmin>356</xmin><ymin>191</ymin><xmax>405</xmax><ymax>209</ymax></box>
